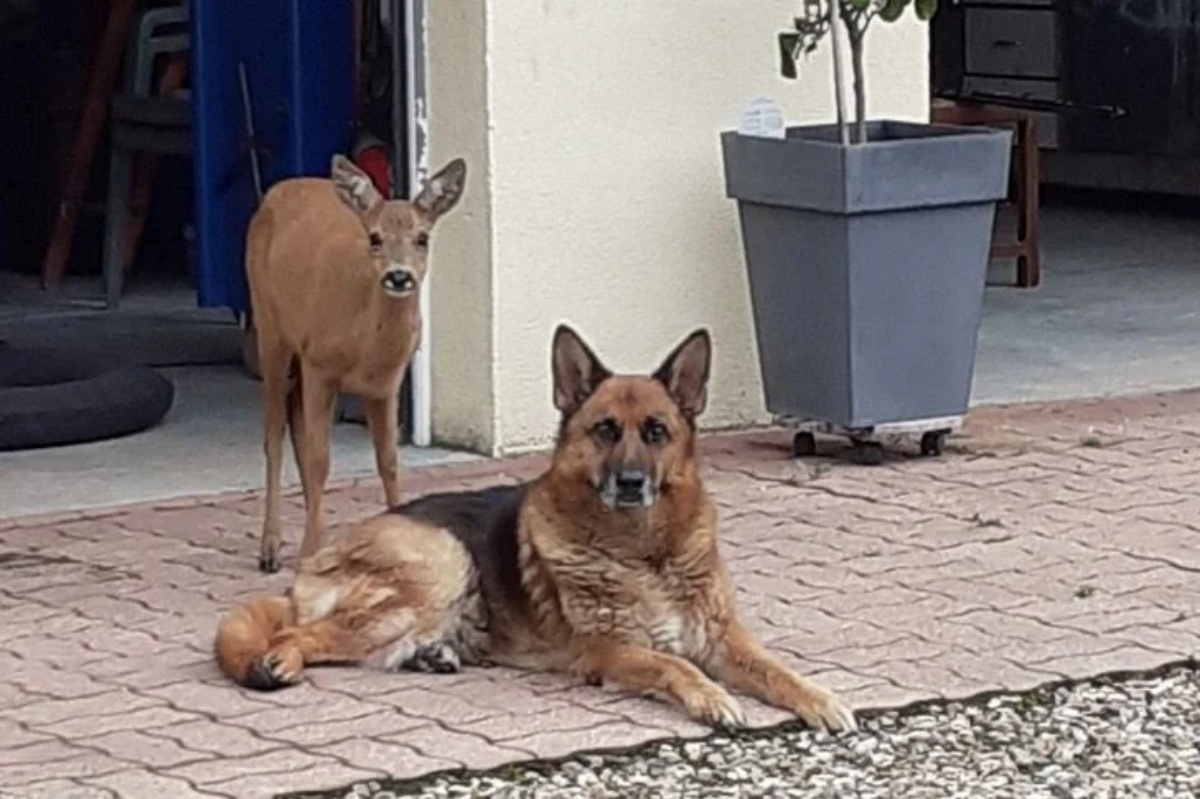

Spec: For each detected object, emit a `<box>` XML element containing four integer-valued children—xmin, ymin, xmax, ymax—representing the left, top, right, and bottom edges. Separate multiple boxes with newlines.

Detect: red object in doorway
<box><xmin>352</xmin><ymin>131</ymin><xmax>392</xmax><ymax>197</ymax></box>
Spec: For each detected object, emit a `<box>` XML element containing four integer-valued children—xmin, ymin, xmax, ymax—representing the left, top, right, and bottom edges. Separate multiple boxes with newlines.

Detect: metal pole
<box><xmin>402</xmin><ymin>0</ymin><xmax>433</xmax><ymax>448</ymax></box>
<box><xmin>388</xmin><ymin>0</ymin><xmax>427</xmax><ymax>444</ymax></box>
<box><xmin>237</xmin><ymin>62</ymin><xmax>264</xmax><ymax>202</ymax></box>
<box><xmin>390</xmin><ymin>0</ymin><xmax>409</xmax><ymax>200</ymax></box>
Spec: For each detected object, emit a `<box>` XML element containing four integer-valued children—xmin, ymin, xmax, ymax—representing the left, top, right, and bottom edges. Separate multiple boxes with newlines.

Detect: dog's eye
<box><xmin>643</xmin><ymin>419</ymin><xmax>669</xmax><ymax>446</ymax></box>
<box><xmin>414</xmin><ymin>232</ymin><xmax>430</xmax><ymax>248</ymax></box>
<box><xmin>368</xmin><ymin>232</ymin><xmax>384</xmax><ymax>249</ymax></box>
<box><xmin>593</xmin><ymin>418</ymin><xmax>621</xmax><ymax>444</ymax></box>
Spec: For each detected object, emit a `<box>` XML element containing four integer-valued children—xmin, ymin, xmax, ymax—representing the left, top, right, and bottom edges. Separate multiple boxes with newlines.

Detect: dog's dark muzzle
<box><xmin>381</xmin><ymin>268</ymin><xmax>418</xmax><ymax>295</ymax></box>
<box><xmin>602</xmin><ymin>469</ymin><xmax>654</xmax><ymax>510</ymax></box>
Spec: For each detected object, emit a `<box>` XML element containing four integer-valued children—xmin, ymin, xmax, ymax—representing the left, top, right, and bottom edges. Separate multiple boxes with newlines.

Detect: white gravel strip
<box><xmin>310</xmin><ymin>664</ymin><xmax>1200</xmax><ymax>799</ymax></box>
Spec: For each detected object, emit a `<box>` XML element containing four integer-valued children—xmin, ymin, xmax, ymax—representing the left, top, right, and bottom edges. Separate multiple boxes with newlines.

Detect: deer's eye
<box><xmin>368</xmin><ymin>232</ymin><xmax>384</xmax><ymax>249</ymax></box>
<box><xmin>593</xmin><ymin>418</ymin><xmax>621</xmax><ymax>445</ymax></box>
<box><xmin>414</xmin><ymin>232</ymin><xmax>430</xmax><ymax>248</ymax></box>
<box><xmin>642</xmin><ymin>418</ymin><xmax>669</xmax><ymax>446</ymax></box>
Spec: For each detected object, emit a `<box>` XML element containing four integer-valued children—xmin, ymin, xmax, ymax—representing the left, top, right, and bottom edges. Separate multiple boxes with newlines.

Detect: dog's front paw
<box><xmin>793</xmin><ymin>685</ymin><xmax>857</xmax><ymax>733</ymax></box>
<box><xmin>683</xmin><ymin>683</ymin><xmax>746</xmax><ymax>729</ymax></box>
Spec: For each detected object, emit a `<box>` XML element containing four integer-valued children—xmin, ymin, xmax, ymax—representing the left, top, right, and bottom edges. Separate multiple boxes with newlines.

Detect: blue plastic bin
<box><xmin>190</xmin><ymin>1</ymin><xmax>355</xmax><ymax>312</ymax></box>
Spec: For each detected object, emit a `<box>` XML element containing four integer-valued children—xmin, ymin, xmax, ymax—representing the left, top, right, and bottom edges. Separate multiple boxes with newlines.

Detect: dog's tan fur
<box><xmin>245</xmin><ymin>155</ymin><xmax>466</xmax><ymax>573</ymax></box>
<box><xmin>215</xmin><ymin>326</ymin><xmax>855</xmax><ymax>731</ymax></box>
<box><xmin>215</xmin><ymin>515</ymin><xmax>485</xmax><ymax>686</ymax></box>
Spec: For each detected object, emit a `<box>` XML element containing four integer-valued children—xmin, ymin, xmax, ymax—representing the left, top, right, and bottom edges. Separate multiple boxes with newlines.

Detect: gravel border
<box><xmin>281</xmin><ymin>659</ymin><xmax>1200</xmax><ymax>799</ymax></box>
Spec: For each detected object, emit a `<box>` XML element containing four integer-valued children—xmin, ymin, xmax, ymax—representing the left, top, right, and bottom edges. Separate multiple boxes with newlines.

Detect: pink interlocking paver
<box><xmin>39</xmin><ymin>707</ymin><xmax>202</xmax><ymax>740</ymax></box>
<box><xmin>164</xmin><ymin>748</ymin><xmax>335</xmax><ymax>786</ymax></box>
<box><xmin>15</xmin><ymin>779</ymin><xmax>117</xmax><ymax>799</ymax></box>
<box><xmin>459</xmin><ymin>703</ymin><xmax>620</xmax><ymax>743</ymax></box>
<box><xmin>225</xmin><ymin>694</ymin><xmax>391</xmax><ymax>733</ymax></box>
<box><xmin>263</xmin><ymin>711</ymin><xmax>429</xmax><ymax>749</ymax></box>
<box><xmin>148</xmin><ymin>719</ymin><xmax>279</xmax><ymax>759</ymax></box>
<box><xmin>312</xmin><ymin>737</ymin><xmax>456</xmax><ymax>776</ymax></box>
<box><xmin>504</xmin><ymin>721</ymin><xmax>681</xmax><ymax>761</ymax></box>
<box><xmin>86</xmin><ymin>731</ymin><xmax>211</xmax><ymax>771</ymax></box>
<box><xmin>143</xmin><ymin>682</ymin><xmax>276</xmax><ymax>719</ymax></box>
<box><xmin>2</xmin><ymin>388</ymin><xmax>1200</xmax><ymax>796</ymax></box>
<box><xmin>5</xmin><ymin>691</ymin><xmax>162</xmax><ymax>729</ymax></box>
<box><xmin>0</xmin><ymin>746</ymin><xmax>129</xmax><ymax>789</ymax></box>
<box><xmin>204</xmin><ymin>762</ymin><xmax>385</xmax><ymax>799</ymax></box>
<box><xmin>84</xmin><ymin>769</ymin><xmax>229</xmax><ymax>799</ymax></box>
<box><xmin>375</xmin><ymin>724</ymin><xmax>536</xmax><ymax>770</ymax></box>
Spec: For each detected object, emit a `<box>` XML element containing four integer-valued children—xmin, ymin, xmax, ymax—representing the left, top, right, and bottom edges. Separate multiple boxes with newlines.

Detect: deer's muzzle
<box><xmin>381</xmin><ymin>268</ymin><xmax>418</xmax><ymax>296</ymax></box>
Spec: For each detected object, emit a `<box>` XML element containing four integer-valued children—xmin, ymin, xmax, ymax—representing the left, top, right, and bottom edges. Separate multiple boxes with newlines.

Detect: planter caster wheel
<box><xmin>920</xmin><ymin>430</ymin><xmax>947</xmax><ymax>457</ymax></box>
<box><xmin>792</xmin><ymin>431</ymin><xmax>817</xmax><ymax>458</ymax></box>
<box><xmin>852</xmin><ymin>439</ymin><xmax>883</xmax><ymax>466</ymax></box>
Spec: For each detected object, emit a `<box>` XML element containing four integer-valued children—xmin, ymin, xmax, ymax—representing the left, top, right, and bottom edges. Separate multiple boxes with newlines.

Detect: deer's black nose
<box><xmin>381</xmin><ymin>268</ymin><xmax>417</xmax><ymax>294</ymax></box>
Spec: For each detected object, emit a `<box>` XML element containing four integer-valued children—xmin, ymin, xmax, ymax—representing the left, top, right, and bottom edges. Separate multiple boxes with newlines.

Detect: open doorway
<box><xmin>0</xmin><ymin>1</ymin><xmax>236</xmax><ymax>367</ymax></box>
<box><xmin>0</xmin><ymin>0</ymin><xmax>472</xmax><ymax>517</ymax></box>
<box><xmin>929</xmin><ymin>2</ymin><xmax>1200</xmax><ymax>404</ymax></box>
<box><xmin>931</xmin><ymin>1</ymin><xmax>1200</xmax><ymax>195</ymax></box>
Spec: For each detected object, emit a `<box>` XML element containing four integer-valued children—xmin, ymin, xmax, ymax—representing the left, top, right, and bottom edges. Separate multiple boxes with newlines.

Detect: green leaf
<box><xmin>846</xmin><ymin>0</ymin><xmax>873</xmax><ymax>10</ymax></box>
<box><xmin>915</xmin><ymin>0</ymin><xmax>938</xmax><ymax>20</ymax></box>
<box><xmin>877</xmin><ymin>0</ymin><xmax>911</xmax><ymax>22</ymax></box>
<box><xmin>778</xmin><ymin>32</ymin><xmax>800</xmax><ymax>79</ymax></box>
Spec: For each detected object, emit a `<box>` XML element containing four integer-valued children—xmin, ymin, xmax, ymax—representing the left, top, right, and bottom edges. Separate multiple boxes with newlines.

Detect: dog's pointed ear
<box><xmin>331</xmin><ymin>154</ymin><xmax>383</xmax><ymax>216</ymax></box>
<box><xmin>653</xmin><ymin>329</ymin><xmax>711</xmax><ymax>422</ymax></box>
<box><xmin>552</xmin><ymin>325</ymin><xmax>612</xmax><ymax>417</ymax></box>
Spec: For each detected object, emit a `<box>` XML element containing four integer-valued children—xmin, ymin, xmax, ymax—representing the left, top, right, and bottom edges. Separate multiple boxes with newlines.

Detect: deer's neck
<box><xmin>367</xmin><ymin>293</ymin><xmax>421</xmax><ymax>346</ymax></box>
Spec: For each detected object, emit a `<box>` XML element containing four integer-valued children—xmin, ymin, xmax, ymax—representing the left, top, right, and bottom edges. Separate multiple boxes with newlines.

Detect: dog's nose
<box><xmin>615</xmin><ymin>470</ymin><xmax>648</xmax><ymax>492</ymax></box>
<box><xmin>605</xmin><ymin>468</ymin><xmax>654</xmax><ymax>509</ymax></box>
<box><xmin>381</xmin><ymin>268</ymin><xmax>417</xmax><ymax>294</ymax></box>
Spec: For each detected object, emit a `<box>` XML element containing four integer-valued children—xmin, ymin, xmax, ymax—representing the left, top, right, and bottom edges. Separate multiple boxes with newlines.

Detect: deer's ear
<box><xmin>415</xmin><ymin>159</ymin><xmax>467</xmax><ymax>222</ymax></box>
<box><xmin>653</xmin><ymin>329</ymin><xmax>711</xmax><ymax>422</ymax></box>
<box><xmin>331</xmin><ymin>154</ymin><xmax>383</xmax><ymax>215</ymax></box>
<box><xmin>551</xmin><ymin>325</ymin><xmax>612</xmax><ymax>417</ymax></box>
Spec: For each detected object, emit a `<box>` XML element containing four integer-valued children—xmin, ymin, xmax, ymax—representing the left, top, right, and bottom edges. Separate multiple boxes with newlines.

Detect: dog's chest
<box><xmin>643</xmin><ymin>601</ymin><xmax>707</xmax><ymax>656</ymax></box>
<box><xmin>570</xmin><ymin>558</ymin><xmax>712</xmax><ymax>657</ymax></box>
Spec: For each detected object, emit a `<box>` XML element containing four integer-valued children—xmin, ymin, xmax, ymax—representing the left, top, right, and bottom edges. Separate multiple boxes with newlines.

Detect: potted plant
<box><xmin>720</xmin><ymin>0</ymin><xmax>1013</xmax><ymax>463</ymax></box>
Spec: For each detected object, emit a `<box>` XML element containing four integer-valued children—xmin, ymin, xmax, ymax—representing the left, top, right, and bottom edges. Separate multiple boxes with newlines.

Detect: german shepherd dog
<box><xmin>215</xmin><ymin>326</ymin><xmax>855</xmax><ymax>731</ymax></box>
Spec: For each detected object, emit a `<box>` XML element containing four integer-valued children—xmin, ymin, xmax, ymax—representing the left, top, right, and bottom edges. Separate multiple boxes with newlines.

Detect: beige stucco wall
<box><xmin>427</xmin><ymin>2</ymin><xmax>930</xmax><ymax>456</ymax></box>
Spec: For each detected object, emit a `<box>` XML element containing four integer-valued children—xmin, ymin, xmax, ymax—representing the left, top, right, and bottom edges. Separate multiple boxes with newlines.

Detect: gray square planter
<box><xmin>721</xmin><ymin>120</ymin><xmax>1013</xmax><ymax>428</ymax></box>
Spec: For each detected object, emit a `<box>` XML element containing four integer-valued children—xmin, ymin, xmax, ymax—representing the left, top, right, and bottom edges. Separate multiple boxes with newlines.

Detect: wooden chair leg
<box><xmin>1016</xmin><ymin>116</ymin><xmax>1041</xmax><ymax>288</ymax></box>
<box><xmin>41</xmin><ymin>0</ymin><xmax>137</xmax><ymax>289</ymax></box>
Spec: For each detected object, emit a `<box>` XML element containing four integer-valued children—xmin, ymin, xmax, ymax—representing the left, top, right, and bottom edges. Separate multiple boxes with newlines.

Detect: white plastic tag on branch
<box><xmin>738</xmin><ymin>96</ymin><xmax>785</xmax><ymax>139</ymax></box>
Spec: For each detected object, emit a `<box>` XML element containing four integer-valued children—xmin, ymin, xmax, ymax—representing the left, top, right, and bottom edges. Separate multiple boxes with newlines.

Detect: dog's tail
<box><xmin>214</xmin><ymin>594</ymin><xmax>295</xmax><ymax>690</ymax></box>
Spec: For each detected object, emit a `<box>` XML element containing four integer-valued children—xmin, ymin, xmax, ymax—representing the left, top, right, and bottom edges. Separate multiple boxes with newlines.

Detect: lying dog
<box><xmin>215</xmin><ymin>325</ymin><xmax>855</xmax><ymax>731</ymax></box>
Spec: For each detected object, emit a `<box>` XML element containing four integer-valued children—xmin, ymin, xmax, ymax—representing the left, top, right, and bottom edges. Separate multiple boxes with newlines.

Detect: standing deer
<box><xmin>245</xmin><ymin>155</ymin><xmax>467</xmax><ymax>573</ymax></box>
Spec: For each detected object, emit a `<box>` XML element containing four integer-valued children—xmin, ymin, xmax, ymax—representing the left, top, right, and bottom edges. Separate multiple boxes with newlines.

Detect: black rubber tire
<box><xmin>852</xmin><ymin>439</ymin><xmax>884</xmax><ymax>466</ymax></box>
<box><xmin>920</xmin><ymin>430</ymin><xmax>947</xmax><ymax>457</ymax></box>
<box><xmin>792</xmin><ymin>431</ymin><xmax>817</xmax><ymax>458</ymax></box>
<box><xmin>0</xmin><ymin>342</ymin><xmax>175</xmax><ymax>451</ymax></box>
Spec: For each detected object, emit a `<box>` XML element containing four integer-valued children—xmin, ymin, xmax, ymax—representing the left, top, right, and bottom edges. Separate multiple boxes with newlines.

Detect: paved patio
<box><xmin>2</xmin><ymin>390</ymin><xmax>1199</xmax><ymax>798</ymax></box>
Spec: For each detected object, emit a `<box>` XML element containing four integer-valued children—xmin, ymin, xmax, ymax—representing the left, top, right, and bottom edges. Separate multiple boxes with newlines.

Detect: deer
<box><xmin>244</xmin><ymin>154</ymin><xmax>467</xmax><ymax>573</ymax></box>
